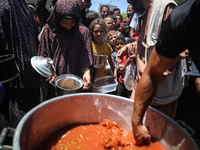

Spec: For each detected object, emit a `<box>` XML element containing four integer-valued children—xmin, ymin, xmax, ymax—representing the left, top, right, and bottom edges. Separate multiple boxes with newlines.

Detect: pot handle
<box><xmin>176</xmin><ymin>120</ymin><xmax>196</xmax><ymax>136</ymax></box>
<box><xmin>0</xmin><ymin>127</ymin><xmax>15</xmax><ymax>150</ymax></box>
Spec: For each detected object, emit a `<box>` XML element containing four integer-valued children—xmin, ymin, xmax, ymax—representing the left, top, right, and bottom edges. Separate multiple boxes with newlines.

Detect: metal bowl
<box><xmin>93</xmin><ymin>54</ymin><xmax>108</xmax><ymax>68</ymax></box>
<box><xmin>54</xmin><ymin>74</ymin><xmax>83</xmax><ymax>96</ymax></box>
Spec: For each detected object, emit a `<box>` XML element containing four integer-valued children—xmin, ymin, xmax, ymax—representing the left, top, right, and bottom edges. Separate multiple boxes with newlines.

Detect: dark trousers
<box><xmin>175</xmin><ymin>85</ymin><xmax>200</xmax><ymax>147</ymax></box>
<box><xmin>116</xmin><ymin>81</ymin><xmax>132</xmax><ymax>98</ymax></box>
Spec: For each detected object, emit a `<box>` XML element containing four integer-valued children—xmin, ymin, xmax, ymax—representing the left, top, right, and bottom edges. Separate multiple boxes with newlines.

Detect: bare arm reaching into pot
<box><xmin>132</xmin><ymin>0</ymin><xmax>200</xmax><ymax>144</ymax></box>
<box><xmin>132</xmin><ymin>49</ymin><xmax>184</xmax><ymax>145</ymax></box>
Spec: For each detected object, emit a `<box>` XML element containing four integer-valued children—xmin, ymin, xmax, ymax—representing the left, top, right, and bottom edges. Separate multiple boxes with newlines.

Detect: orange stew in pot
<box><xmin>37</xmin><ymin>119</ymin><xmax>166</xmax><ymax>150</ymax></box>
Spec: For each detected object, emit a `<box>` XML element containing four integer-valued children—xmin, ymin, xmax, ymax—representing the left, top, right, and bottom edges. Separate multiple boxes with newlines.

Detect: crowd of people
<box><xmin>0</xmin><ymin>0</ymin><xmax>200</xmax><ymax>148</ymax></box>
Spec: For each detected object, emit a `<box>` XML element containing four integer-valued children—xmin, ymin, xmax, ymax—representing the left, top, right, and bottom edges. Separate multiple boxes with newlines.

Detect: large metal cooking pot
<box><xmin>13</xmin><ymin>93</ymin><xmax>199</xmax><ymax>150</ymax></box>
<box><xmin>0</xmin><ymin>54</ymin><xmax>19</xmax><ymax>83</ymax></box>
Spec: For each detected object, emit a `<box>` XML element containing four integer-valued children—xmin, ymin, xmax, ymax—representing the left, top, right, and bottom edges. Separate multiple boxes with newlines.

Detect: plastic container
<box><xmin>92</xmin><ymin>76</ymin><xmax>118</xmax><ymax>93</ymax></box>
<box><xmin>93</xmin><ymin>54</ymin><xmax>108</xmax><ymax>68</ymax></box>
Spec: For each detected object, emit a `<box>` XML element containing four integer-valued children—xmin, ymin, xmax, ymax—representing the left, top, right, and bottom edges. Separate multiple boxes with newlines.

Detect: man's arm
<box><xmin>116</xmin><ymin>42</ymin><xmax>137</xmax><ymax>63</ymax></box>
<box><xmin>129</xmin><ymin>27</ymin><xmax>135</xmax><ymax>38</ymax></box>
<box><xmin>131</xmin><ymin>48</ymin><xmax>178</xmax><ymax>145</ymax></box>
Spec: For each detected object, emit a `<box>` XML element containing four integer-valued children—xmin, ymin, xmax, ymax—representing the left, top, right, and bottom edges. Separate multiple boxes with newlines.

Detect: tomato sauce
<box><xmin>37</xmin><ymin>119</ymin><xmax>166</xmax><ymax>150</ymax></box>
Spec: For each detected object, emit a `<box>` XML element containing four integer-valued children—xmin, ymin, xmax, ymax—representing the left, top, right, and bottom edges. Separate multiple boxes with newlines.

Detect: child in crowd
<box><xmin>114</xmin><ymin>36</ymin><xmax>126</xmax><ymax>79</ymax></box>
<box><xmin>107</xmin><ymin>30</ymin><xmax>118</xmax><ymax>51</ymax></box>
<box><xmin>116</xmin><ymin>38</ymin><xmax>136</xmax><ymax>98</ymax></box>
<box><xmin>106</xmin><ymin>30</ymin><xmax>118</xmax><ymax>75</ymax></box>
<box><xmin>116</xmin><ymin>14</ymin><xmax>123</xmax><ymax>26</ymax></box>
<box><xmin>38</xmin><ymin>0</ymin><xmax>93</xmax><ymax>100</ymax></box>
<box><xmin>103</xmin><ymin>15</ymin><xmax>116</xmax><ymax>42</ymax></box>
<box><xmin>89</xmin><ymin>18</ymin><xmax>115</xmax><ymax>78</ymax></box>
<box><xmin>104</xmin><ymin>15</ymin><xmax>115</xmax><ymax>31</ymax></box>
<box><xmin>110</xmin><ymin>35</ymin><xmax>124</xmax><ymax>66</ymax></box>
<box><xmin>115</xmin><ymin>14</ymin><xmax>123</xmax><ymax>34</ymax></box>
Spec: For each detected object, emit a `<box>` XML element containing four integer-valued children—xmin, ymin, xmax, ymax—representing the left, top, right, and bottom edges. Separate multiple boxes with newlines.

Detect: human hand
<box><xmin>116</xmin><ymin>50</ymin><xmax>123</xmax><ymax>63</ymax></box>
<box><xmin>176</xmin><ymin>49</ymin><xmax>189</xmax><ymax>61</ymax></box>
<box><xmin>132</xmin><ymin>123</ymin><xmax>151</xmax><ymax>145</ymax></box>
<box><xmin>82</xmin><ymin>69</ymin><xmax>92</xmax><ymax>89</ymax></box>
<box><xmin>127</xmin><ymin>42</ymin><xmax>137</xmax><ymax>59</ymax></box>
<box><xmin>118</xmin><ymin>27</ymin><xmax>122</xmax><ymax>32</ymax></box>
<box><xmin>195</xmin><ymin>77</ymin><xmax>200</xmax><ymax>94</ymax></box>
<box><xmin>113</xmin><ymin>68</ymin><xmax>118</xmax><ymax>80</ymax></box>
<box><xmin>116</xmin><ymin>46</ymin><xmax>128</xmax><ymax>63</ymax></box>
<box><xmin>47</xmin><ymin>72</ymin><xmax>57</xmax><ymax>83</ymax></box>
<box><xmin>120</xmin><ymin>67</ymin><xmax>126</xmax><ymax>75</ymax></box>
<box><xmin>128</xmin><ymin>55</ymin><xmax>135</xmax><ymax>61</ymax></box>
<box><xmin>117</xmin><ymin>67</ymin><xmax>122</xmax><ymax>74</ymax></box>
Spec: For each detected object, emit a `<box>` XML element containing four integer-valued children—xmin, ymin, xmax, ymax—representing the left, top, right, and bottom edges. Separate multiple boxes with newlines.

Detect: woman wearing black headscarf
<box><xmin>0</xmin><ymin>0</ymin><xmax>41</xmax><ymax>130</ymax></box>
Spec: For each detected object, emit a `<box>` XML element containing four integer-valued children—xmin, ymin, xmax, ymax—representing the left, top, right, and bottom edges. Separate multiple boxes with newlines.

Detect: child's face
<box><xmin>105</xmin><ymin>18</ymin><xmax>114</xmax><ymax>31</ymax></box>
<box><xmin>107</xmin><ymin>34</ymin><xmax>117</xmax><ymax>46</ymax></box>
<box><xmin>100</xmin><ymin>7</ymin><xmax>109</xmax><ymax>19</ymax></box>
<box><xmin>116</xmin><ymin>39</ymin><xmax>125</xmax><ymax>51</ymax></box>
<box><xmin>113</xmin><ymin>10</ymin><xmax>120</xmax><ymax>16</ymax></box>
<box><xmin>116</xmin><ymin>16</ymin><xmax>122</xmax><ymax>24</ymax></box>
<box><xmin>60</xmin><ymin>18</ymin><xmax>76</xmax><ymax>30</ymax></box>
<box><xmin>93</xmin><ymin>24</ymin><xmax>106</xmax><ymax>44</ymax></box>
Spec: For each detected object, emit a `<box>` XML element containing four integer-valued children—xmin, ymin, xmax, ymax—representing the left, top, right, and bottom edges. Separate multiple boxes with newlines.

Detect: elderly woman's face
<box><xmin>77</xmin><ymin>0</ymin><xmax>87</xmax><ymax>10</ymax></box>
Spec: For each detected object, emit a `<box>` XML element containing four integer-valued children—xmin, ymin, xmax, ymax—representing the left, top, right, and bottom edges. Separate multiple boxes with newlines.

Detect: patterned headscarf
<box><xmin>47</xmin><ymin>0</ymin><xmax>80</xmax><ymax>29</ymax></box>
<box><xmin>38</xmin><ymin>0</ymin><xmax>93</xmax><ymax>77</ymax></box>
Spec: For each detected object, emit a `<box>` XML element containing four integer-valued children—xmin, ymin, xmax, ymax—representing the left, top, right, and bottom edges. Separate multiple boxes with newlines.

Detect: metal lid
<box><xmin>31</xmin><ymin>56</ymin><xmax>56</xmax><ymax>78</ymax></box>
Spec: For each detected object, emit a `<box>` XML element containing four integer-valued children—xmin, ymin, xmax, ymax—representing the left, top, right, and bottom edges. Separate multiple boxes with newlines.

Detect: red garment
<box><xmin>132</xmin><ymin>24</ymin><xmax>139</xmax><ymax>40</ymax></box>
<box><xmin>118</xmin><ymin>55</ymin><xmax>128</xmax><ymax>84</ymax></box>
<box><xmin>120</xmin><ymin>17</ymin><xmax>130</xmax><ymax>27</ymax></box>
